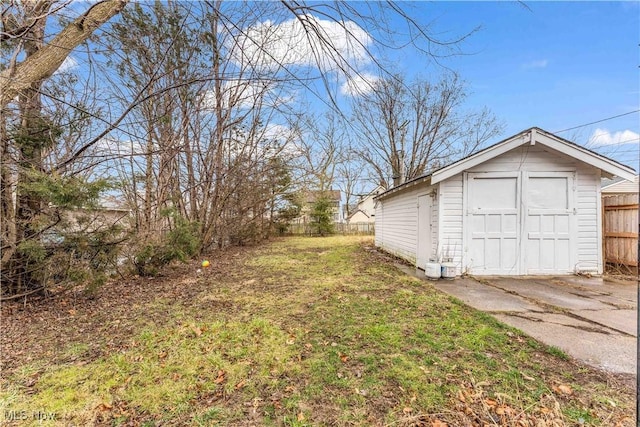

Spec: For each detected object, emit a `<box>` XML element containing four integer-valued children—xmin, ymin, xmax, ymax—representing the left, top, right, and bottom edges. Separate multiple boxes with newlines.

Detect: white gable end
<box><xmin>431</xmin><ymin>128</ymin><xmax>635</xmax><ymax>185</ymax></box>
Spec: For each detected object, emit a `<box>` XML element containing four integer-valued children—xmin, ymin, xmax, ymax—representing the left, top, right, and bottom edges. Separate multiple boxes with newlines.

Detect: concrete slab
<box><xmin>594</xmin><ymin>295</ymin><xmax>636</xmax><ymax>310</ymax></box>
<box><xmin>487</xmin><ymin>278</ymin><xmax>612</xmax><ymax>311</ymax></box>
<box><xmin>571</xmin><ymin>309</ymin><xmax>637</xmax><ymax>336</ymax></box>
<box><xmin>503</xmin><ymin>311</ymin><xmax>613</xmax><ymax>334</ymax></box>
<box><xmin>493</xmin><ymin>313</ymin><xmax>636</xmax><ymax>375</ymax></box>
<box><xmin>431</xmin><ymin>277</ymin><xmax>541</xmax><ymax>313</ymax></box>
<box><xmin>408</xmin><ymin>269</ymin><xmax>639</xmax><ymax>375</ymax></box>
<box><xmin>549</xmin><ymin>276</ymin><xmax>638</xmax><ymax>306</ymax></box>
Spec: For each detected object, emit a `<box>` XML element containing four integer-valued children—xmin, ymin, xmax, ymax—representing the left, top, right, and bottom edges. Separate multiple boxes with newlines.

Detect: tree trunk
<box><xmin>0</xmin><ymin>0</ymin><xmax>129</xmax><ymax>109</ymax></box>
<box><xmin>4</xmin><ymin>4</ymin><xmax>48</xmax><ymax>293</ymax></box>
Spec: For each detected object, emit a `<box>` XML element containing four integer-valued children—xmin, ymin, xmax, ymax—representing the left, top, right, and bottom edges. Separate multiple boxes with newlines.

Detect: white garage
<box><xmin>374</xmin><ymin>128</ymin><xmax>635</xmax><ymax>276</ymax></box>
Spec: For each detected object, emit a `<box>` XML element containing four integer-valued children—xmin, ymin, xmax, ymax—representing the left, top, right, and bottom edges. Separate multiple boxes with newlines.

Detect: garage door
<box><xmin>466</xmin><ymin>171</ymin><xmax>575</xmax><ymax>275</ymax></box>
<box><xmin>467</xmin><ymin>172</ymin><xmax>520</xmax><ymax>274</ymax></box>
<box><xmin>525</xmin><ymin>172</ymin><xmax>574</xmax><ymax>274</ymax></box>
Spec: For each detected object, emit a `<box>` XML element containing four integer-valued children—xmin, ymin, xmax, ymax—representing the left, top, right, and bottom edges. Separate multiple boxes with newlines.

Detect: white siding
<box><xmin>431</xmin><ymin>189</ymin><xmax>439</xmax><ymax>258</ymax></box>
<box><xmin>467</xmin><ymin>145</ymin><xmax>576</xmax><ymax>173</ymax></box>
<box><xmin>576</xmin><ymin>166</ymin><xmax>602</xmax><ymax>273</ymax></box>
<box><xmin>601</xmin><ymin>176</ymin><xmax>639</xmax><ymax>194</ymax></box>
<box><xmin>347</xmin><ymin>210</ymin><xmax>370</xmax><ymax>224</ymax></box>
<box><xmin>438</xmin><ymin>175</ymin><xmax>463</xmax><ymax>272</ymax></box>
<box><xmin>375</xmin><ymin>185</ymin><xmax>438</xmax><ymax>265</ymax></box>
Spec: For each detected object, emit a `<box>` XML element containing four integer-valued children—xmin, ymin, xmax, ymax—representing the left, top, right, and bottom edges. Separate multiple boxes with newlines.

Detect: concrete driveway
<box><xmin>428</xmin><ymin>274</ymin><xmax>637</xmax><ymax>374</ymax></box>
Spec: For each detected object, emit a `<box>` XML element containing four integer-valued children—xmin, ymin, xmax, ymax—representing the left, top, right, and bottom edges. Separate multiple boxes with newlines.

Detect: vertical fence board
<box><xmin>602</xmin><ymin>194</ymin><xmax>638</xmax><ymax>270</ymax></box>
<box><xmin>286</xmin><ymin>222</ymin><xmax>375</xmax><ymax>236</ymax></box>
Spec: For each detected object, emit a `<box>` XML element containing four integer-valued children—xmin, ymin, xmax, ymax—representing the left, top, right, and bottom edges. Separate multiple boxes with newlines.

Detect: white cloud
<box><xmin>93</xmin><ymin>137</ymin><xmax>145</xmax><ymax>156</ymax></box>
<box><xmin>522</xmin><ymin>59</ymin><xmax>548</xmax><ymax>69</ymax></box>
<box><xmin>340</xmin><ymin>73</ymin><xmax>379</xmax><ymax>96</ymax></box>
<box><xmin>203</xmin><ymin>80</ymin><xmax>269</xmax><ymax>110</ymax></box>
<box><xmin>588</xmin><ymin>128</ymin><xmax>640</xmax><ymax>147</ymax></box>
<box><xmin>260</xmin><ymin>124</ymin><xmax>304</xmax><ymax>159</ymax></box>
<box><xmin>262</xmin><ymin>123</ymin><xmax>294</xmax><ymax>142</ymax></box>
<box><xmin>201</xmin><ymin>79</ymin><xmax>295</xmax><ymax>111</ymax></box>
<box><xmin>56</xmin><ymin>55</ymin><xmax>79</xmax><ymax>74</ymax></box>
<box><xmin>229</xmin><ymin>14</ymin><xmax>373</xmax><ymax>75</ymax></box>
<box><xmin>221</xmin><ymin>123</ymin><xmax>303</xmax><ymax>161</ymax></box>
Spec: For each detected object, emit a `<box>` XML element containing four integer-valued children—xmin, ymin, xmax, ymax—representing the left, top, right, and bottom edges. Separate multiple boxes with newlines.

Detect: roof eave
<box><xmin>535</xmin><ymin>129</ymin><xmax>635</xmax><ymax>181</ymax></box>
<box><xmin>375</xmin><ymin>175</ymin><xmax>432</xmax><ymax>201</ymax></box>
<box><xmin>431</xmin><ymin>131</ymin><xmax>529</xmax><ymax>185</ymax></box>
<box><xmin>431</xmin><ymin>127</ymin><xmax>636</xmax><ymax>184</ymax></box>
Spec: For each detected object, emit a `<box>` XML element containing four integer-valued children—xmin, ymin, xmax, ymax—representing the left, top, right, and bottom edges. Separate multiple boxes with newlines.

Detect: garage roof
<box><xmin>376</xmin><ymin>127</ymin><xmax>636</xmax><ymax>201</ymax></box>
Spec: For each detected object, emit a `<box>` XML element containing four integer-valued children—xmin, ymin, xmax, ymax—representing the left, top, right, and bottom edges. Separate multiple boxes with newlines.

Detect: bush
<box><xmin>310</xmin><ymin>196</ymin><xmax>335</xmax><ymax>236</ymax></box>
<box><xmin>2</xmin><ymin>171</ymin><xmax>121</xmax><ymax>296</ymax></box>
<box><xmin>132</xmin><ymin>216</ymin><xmax>200</xmax><ymax>276</ymax></box>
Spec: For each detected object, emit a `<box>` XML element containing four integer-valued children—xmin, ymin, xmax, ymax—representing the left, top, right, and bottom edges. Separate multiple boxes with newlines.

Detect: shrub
<box><xmin>131</xmin><ymin>215</ymin><xmax>200</xmax><ymax>277</ymax></box>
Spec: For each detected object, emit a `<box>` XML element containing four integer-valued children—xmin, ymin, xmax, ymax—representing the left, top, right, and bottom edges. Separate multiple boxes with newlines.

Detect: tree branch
<box><xmin>0</xmin><ymin>0</ymin><xmax>128</xmax><ymax>109</ymax></box>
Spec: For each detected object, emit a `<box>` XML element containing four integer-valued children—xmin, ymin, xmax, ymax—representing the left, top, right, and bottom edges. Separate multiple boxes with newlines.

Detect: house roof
<box><xmin>98</xmin><ymin>195</ymin><xmax>131</xmax><ymax>211</ymax></box>
<box><xmin>376</xmin><ymin>127</ymin><xmax>636</xmax><ymax>201</ymax></box>
<box><xmin>346</xmin><ymin>209</ymin><xmax>370</xmax><ymax>221</ymax></box>
<box><xmin>355</xmin><ymin>185</ymin><xmax>385</xmax><ymax>205</ymax></box>
<box><xmin>304</xmin><ymin>189</ymin><xmax>341</xmax><ymax>204</ymax></box>
<box><xmin>365</xmin><ymin>185</ymin><xmax>386</xmax><ymax>197</ymax></box>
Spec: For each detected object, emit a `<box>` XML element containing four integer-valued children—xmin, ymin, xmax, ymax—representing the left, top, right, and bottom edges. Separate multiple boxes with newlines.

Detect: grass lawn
<box><xmin>0</xmin><ymin>236</ymin><xmax>634</xmax><ymax>426</ymax></box>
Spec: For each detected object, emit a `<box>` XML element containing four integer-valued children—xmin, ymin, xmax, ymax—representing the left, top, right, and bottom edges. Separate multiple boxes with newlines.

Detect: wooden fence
<box><xmin>285</xmin><ymin>222</ymin><xmax>374</xmax><ymax>236</ymax></box>
<box><xmin>602</xmin><ymin>193</ymin><xmax>638</xmax><ymax>270</ymax></box>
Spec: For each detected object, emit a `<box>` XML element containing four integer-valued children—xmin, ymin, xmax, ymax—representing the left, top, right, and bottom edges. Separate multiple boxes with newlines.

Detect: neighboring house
<box><xmin>346</xmin><ymin>209</ymin><xmax>371</xmax><ymax>224</ymax></box>
<box><xmin>64</xmin><ymin>195</ymin><xmax>131</xmax><ymax>232</ymax></box>
<box><xmin>346</xmin><ymin>185</ymin><xmax>385</xmax><ymax>224</ymax></box>
<box><xmin>601</xmin><ymin>175</ymin><xmax>639</xmax><ymax>194</ymax></box>
<box><xmin>374</xmin><ymin>127</ymin><xmax>635</xmax><ymax>276</ymax></box>
<box><xmin>292</xmin><ymin>189</ymin><xmax>342</xmax><ymax>225</ymax></box>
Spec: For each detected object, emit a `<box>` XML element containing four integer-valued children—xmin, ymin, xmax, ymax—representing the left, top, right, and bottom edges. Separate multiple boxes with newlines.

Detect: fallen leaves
<box><xmin>96</xmin><ymin>402</ymin><xmax>112</xmax><ymax>411</ymax></box>
<box><xmin>214</xmin><ymin>370</ymin><xmax>225</xmax><ymax>384</ymax></box>
<box><xmin>448</xmin><ymin>381</ymin><xmax>575</xmax><ymax>427</ymax></box>
<box><xmin>191</xmin><ymin>324</ymin><xmax>203</xmax><ymax>337</ymax></box>
<box><xmin>1</xmin><ymin>239</ymin><xmax>635</xmax><ymax>427</ymax></box>
<box><xmin>553</xmin><ymin>384</ymin><xmax>573</xmax><ymax>395</ymax></box>
<box><xmin>355</xmin><ymin>388</ymin><xmax>368</xmax><ymax>397</ymax></box>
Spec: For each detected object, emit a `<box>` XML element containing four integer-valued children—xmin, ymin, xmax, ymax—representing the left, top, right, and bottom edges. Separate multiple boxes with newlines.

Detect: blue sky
<box><xmin>385</xmin><ymin>1</ymin><xmax>639</xmax><ymax>169</ymax></box>
<box><xmin>56</xmin><ymin>1</ymin><xmax>639</xmax><ymax>175</ymax></box>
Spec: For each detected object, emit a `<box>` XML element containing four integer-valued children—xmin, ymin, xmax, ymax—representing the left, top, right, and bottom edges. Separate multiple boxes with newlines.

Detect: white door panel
<box><xmin>465</xmin><ymin>171</ymin><xmax>576</xmax><ymax>275</ymax></box>
<box><xmin>524</xmin><ymin>173</ymin><xmax>575</xmax><ymax>274</ymax></box>
<box><xmin>467</xmin><ymin>173</ymin><xmax>520</xmax><ymax>275</ymax></box>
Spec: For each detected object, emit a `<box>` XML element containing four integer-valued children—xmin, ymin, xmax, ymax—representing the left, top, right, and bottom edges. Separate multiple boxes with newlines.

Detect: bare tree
<box><xmin>102</xmin><ymin>1</ymin><xmax>305</xmax><ymax>251</ymax></box>
<box><xmin>0</xmin><ymin>1</ymin><xmax>127</xmax><ymax>294</ymax></box>
<box><xmin>351</xmin><ymin>74</ymin><xmax>504</xmax><ymax>188</ymax></box>
<box><xmin>1</xmin><ymin>0</ymin><xmax>484</xmax><ymax>296</ymax></box>
<box><xmin>297</xmin><ymin>113</ymin><xmax>345</xmax><ymax>193</ymax></box>
<box><xmin>336</xmin><ymin>148</ymin><xmax>372</xmax><ymax>217</ymax></box>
